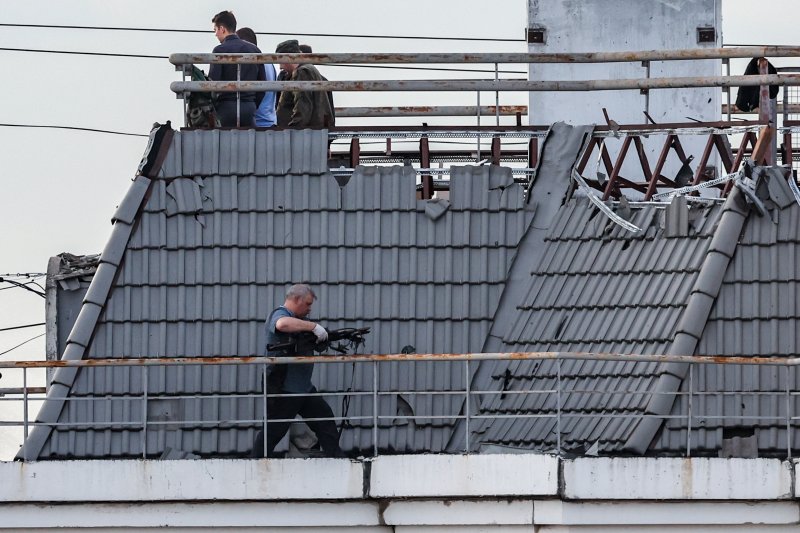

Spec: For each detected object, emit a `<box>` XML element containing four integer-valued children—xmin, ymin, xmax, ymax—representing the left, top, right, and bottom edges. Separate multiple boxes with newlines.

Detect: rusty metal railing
<box><xmin>2</xmin><ymin>351</ymin><xmax>799</xmax><ymax>461</ymax></box>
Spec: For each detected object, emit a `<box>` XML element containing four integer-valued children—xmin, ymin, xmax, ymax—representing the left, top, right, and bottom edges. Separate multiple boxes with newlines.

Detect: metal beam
<box><xmin>170</xmin><ymin>74</ymin><xmax>800</xmax><ymax>94</ymax></box>
<box><xmin>4</xmin><ymin>351</ymin><xmax>800</xmax><ymax>367</ymax></box>
<box><xmin>335</xmin><ymin>105</ymin><xmax>528</xmax><ymax>117</ymax></box>
<box><xmin>723</xmin><ymin>103</ymin><xmax>800</xmax><ymax>114</ymax></box>
<box><xmin>169</xmin><ymin>46</ymin><xmax>800</xmax><ymax>65</ymax></box>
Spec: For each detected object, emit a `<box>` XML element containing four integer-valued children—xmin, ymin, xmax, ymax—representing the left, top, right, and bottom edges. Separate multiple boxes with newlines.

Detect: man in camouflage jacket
<box><xmin>275</xmin><ymin>40</ymin><xmax>336</xmax><ymax>129</ymax></box>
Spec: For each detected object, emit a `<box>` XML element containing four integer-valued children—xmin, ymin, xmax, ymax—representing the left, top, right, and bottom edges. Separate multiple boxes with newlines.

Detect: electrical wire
<box><xmin>0</xmin><ymin>47</ymin><xmax>166</xmax><ymax>59</ymax></box>
<box><xmin>0</xmin><ymin>23</ymin><xmax>524</xmax><ymax>42</ymax></box>
<box><xmin>0</xmin><ymin>124</ymin><xmax>149</xmax><ymax>137</ymax></box>
<box><xmin>0</xmin><ymin>323</ymin><xmax>45</xmax><ymax>333</ymax></box>
<box><xmin>0</xmin><ymin>280</ymin><xmax>43</xmax><ymax>292</ymax></box>
<box><xmin>0</xmin><ymin>333</ymin><xmax>45</xmax><ymax>357</ymax></box>
<box><xmin>0</xmin><ymin>278</ymin><xmax>45</xmax><ymax>298</ymax></box>
<box><xmin>0</xmin><ymin>48</ymin><xmax>527</xmax><ymax>75</ymax></box>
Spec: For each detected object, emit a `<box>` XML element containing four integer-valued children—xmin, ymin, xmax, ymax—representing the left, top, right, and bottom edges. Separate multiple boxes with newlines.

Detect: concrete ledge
<box><xmin>384</xmin><ymin>500</ymin><xmax>534</xmax><ymax>525</ymax></box>
<box><xmin>2</xmin><ymin>456</ymin><xmax>797</xmax><ymax>506</ymax></box>
<box><xmin>1</xmin><ymin>502</ymin><xmax>383</xmax><ymax>529</ymax></box>
<box><xmin>535</xmin><ymin>501</ymin><xmax>800</xmax><ymax>525</ymax></box>
<box><xmin>563</xmin><ymin>457</ymin><xmax>794</xmax><ymax>500</ymax></box>
<box><xmin>0</xmin><ymin>458</ymin><xmax>363</xmax><ymax>502</ymax></box>
<box><xmin>369</xmin><ymin>454</ymin><xmax>559</xmax><ymax>498</ymax></box>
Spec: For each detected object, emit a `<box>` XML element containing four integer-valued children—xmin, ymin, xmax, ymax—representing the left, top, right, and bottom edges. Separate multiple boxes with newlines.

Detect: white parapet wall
<box><xmin>1</xmin><ymin>455</ymin><xmax>800</xmax><ymax>531</ymax></box>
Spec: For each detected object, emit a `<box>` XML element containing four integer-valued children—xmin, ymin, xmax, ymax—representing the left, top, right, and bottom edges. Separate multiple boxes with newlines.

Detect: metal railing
<box><xmin>169</xmin><ymin>46</ymin><xmax>800</xmax><ymax>131</ymax></box>
<box><xmin>2</xmin><ymin>351</ymin><xmax>798</xmax><ymax>461</ymax></box>
<box><xmin>169</xmin><ymin>47</ymin><xmax>800</xmax><ymax>96</ymax></box>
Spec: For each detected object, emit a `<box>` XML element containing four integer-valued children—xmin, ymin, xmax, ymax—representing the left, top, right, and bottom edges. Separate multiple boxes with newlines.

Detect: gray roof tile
<box><xmin>466</xmin><ymin>194</ymin><xmax>726</xmax><ymax>454</ymax></box>
<box><xmin>111</xmin><ymin>176</ymin><xmax>150</xmax><ymax>225</ymax></box>
<box><xmin>28</xmin><ymin>129</ymin><xmax>533</xmax><ymax>459</ymax></box>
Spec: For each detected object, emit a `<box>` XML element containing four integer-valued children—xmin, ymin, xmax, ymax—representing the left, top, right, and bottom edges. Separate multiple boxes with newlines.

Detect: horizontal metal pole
<box><xmin>360</xmin><ymin>102</ymin><xmax>800</xmax><ymax>116</ymax></box>
<box><xmin>326</xmin><ymin>121</ymin><xmax>766</xmax><ymax>138</ymax></box>
<box><xmin>170</xmin><ymin>74</ymin><xmax>800</xmax><ymax>93</ymax></box>
<box><xmin>3</xmin><ymin>351</ymin><xmax>800</xmax><ymax>368</ymax></box>
<box><xmin>169</xmin><ymin>46</ymin><xmax>800</xmax><ymax>65</ymax></box>
<box><xmin>722</xmin><ymin>103</ymin><xmax>800</xmax><ymax>114</ymax></box>
<box><xmin>335</xmin><ymin>105</ymin><xmax>528</xmax><ymax>118</ymax></box>
<box><xmin>0</xmin><ymin>387</ymin><xmax>45</xmax><ymax>395</ymax></box>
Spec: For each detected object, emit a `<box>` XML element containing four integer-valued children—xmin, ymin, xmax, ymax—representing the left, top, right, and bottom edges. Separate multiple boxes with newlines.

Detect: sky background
<box><xmin>0</xmin><ymin>0</ymin><xmax>797</xmax><ymax>458</ymax></box>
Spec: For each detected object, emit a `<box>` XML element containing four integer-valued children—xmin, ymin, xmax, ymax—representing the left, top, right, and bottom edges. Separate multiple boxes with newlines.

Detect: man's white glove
<box><xmin>312</xmin><ymin>323</ymin><xmax>328</xmax><ymax>342</ymax></box>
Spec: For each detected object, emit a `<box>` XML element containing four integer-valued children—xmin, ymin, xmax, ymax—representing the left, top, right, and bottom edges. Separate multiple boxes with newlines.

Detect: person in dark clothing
<box><xmin>274</xmin><ymin>39</ymin><xmax>336</xmax><ymax>128</ymax></box>
<box><xmin>735</xmin><ymin>58</ymin><xmax>779</xmax><ymax>113</ymax></box>
<box><xmin>275</xmin><ymin>43</ymin><xmax>313</xmax><ymax>109</ymax></box>
<box><xmin>252</xmin><ymin>284</ymin><xmax>344</xmax><ymax>458</ymax></box>
<box><xmin>236</xmin><ymin>27</ymin><xmax>277</xmax><ymax>127</ymax></box>
<box><xmin>209</xmin><ymin>11</ymin><xmax>266</xmax><ymax>127</ymax></box>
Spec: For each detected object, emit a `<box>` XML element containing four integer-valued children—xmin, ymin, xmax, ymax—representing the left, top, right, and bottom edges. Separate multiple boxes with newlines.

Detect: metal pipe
<box><xmin>22</xmin><ymin>368</ymin><xmax>28</xmax><ymax>462</ymax></box>
<box><xmin>476</xmin><ymin>91</ymin><xmax>481</xmax><ymax>161</ymax></box>
<box><xmin>169</xmin><ymin>46</ymin><xmax>800</xmax><ymax>66</ymax></box>
<box><xmin>170</xmin><ymin>74</ymin><xmax>800</xmax><ymax>94</ymax></box>
<box><xmin>6</xmin><ymin>351</ymin><xmax>800</xmax><ymax>367</ymax></box>
<box><xmin>786</xmin><ymin>365</ymin><xmax>792</xmax><ymax>459</ymax></box>
<box><xmin>236</xmin><ymin>64</ymin><xmax>241</xmax><ymax>128</ymax></box>
<box><xmin>495</xmin><ymin>63</ymin><xmax>500</xmax><ymax>127</ymax></box>
<box><xmin>334</xmin><ymin>105</ymin><xmax>528</xmax><ymax>118</ymax></box>
<box><xmin>464</xmin><ymin>360</ymin><xmax>471</xmax><ymax>453</ymax></box>
<box><xmin>372</xmin><ymin>361</ymin><xmax>378</xmax><ymax>457</ymax></box>
<box><xmin>556</xmin><ymin>359</ymin><xmax>562</xmax><ymax>455</ymax></box>
<box><xmin>262</xmin><ymin>364</ymin><xmax>268</xmax><ymax>459</ymax></box>
<box><xmin>142</xmin><ymin>367</ymin><xmax>147</xmax><ymax>460</ymax></box>
<box><xmin>723</xmin><ymin>103</ymin><xmax>800</xmax><ymax>114</ymax></box>
<box><xmin>687</xmin><ymin>364</ymin><xmax>693</xmax><ymax>457</ymax></box>
<box><xmin>724</xmin><ymin>58</ymin><xmax>732</xmax><ymax>122</ymax></box>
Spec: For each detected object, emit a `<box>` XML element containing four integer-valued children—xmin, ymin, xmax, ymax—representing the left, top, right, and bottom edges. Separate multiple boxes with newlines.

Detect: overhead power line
<box><xmin>0</xmin><ymin>23</ymin><xmax>524</xmax><ymax>42</ymax></box>
<box><xmin>0</xmin><ymin>278</ymin><xmax>45</xmax><ymax>298</ymax></box>
<box><xmin>0</xmin><ymin>333</ymin><xmax>45</xmax><ymax>357</ymax></box>
<box><xmin>0</xmin><ymin>48</ymin><xmax>527</xmax><ymax>74</ymax></box>
<box><xmin>0</xmin><ymin>124</ymin><xmax>149</xmax><ymax>138</ymax></box>
<box><xmin>0</xmin><ymin>323</ymin><xmax>45</xmax><ymax>333</ymax></box>
<box><xmin>0</xmin><ymin>47</ymin><xmax>167</xmax><ymax>59</ymax></box>
<box><xmin>0</xmin><ymin>280</ymin><xmax>44</xmax><ymax>293</ymax></box>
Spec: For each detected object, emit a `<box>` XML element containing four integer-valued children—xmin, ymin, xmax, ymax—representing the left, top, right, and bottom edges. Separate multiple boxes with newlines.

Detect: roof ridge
<box><xmin>17</xmin><ymin>124</ymin><xmax>174</xmax><ymax>461</ymax></box>
<box><xmin>624</xmin><ymin>184</ymin><xmax>751</xmax><ymax>454</ymax></box>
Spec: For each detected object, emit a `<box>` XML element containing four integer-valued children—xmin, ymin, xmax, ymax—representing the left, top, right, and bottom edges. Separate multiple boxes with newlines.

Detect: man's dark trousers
<box><xmin>216</xmin><ymin>100</ymin><xmax>256</xmax><ymax>127</ymax></box>
<box><xmin>252</xmin><ymin>387</ymin><xmax>343</xmax><ymax>457</ymax></box>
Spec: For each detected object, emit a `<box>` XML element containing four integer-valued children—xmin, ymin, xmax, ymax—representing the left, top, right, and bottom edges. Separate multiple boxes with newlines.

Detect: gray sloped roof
<box><xmin>463</xmin><ymin>163</ymin><xmax>800</xmax><ymax>457</ymax></box>
<box><xmin>654</xmin><ymin>167</ymin><xmax>800</xmax><ymax>455</ymax></box>
<box><xmin>23</xmin><ymin>127</ymin><xmax>533</xmax><ymax>459</ymax></box>
<box><xmin>463</xmin><ymin>197</ymin><xmax>725</xmax><ymax>454</ymax></box>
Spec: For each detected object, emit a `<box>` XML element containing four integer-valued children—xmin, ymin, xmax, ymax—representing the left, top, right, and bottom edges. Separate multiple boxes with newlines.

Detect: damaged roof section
<box><xmin>461</xmin><ymin>161</ymin><xmax>800</xmax><ymax>458</ymax></box>
<box><xmin>463</xmin><ymin>195</ymin><xmax>725</xmax><ymax>454</ymax></box>
<box><xmin>24</xmin><ymin>120</ymin><xmax>800</xmax><ymax>461</ymax></box>
<box><xmin>655</xmin><ymin>166</ymin><xmax>800</xmax><ymax>456</ymax></box>
<box><xmin>23</xmin><ymin>128</ymin><xmax>534</xmax><ymax>460</ymax></box>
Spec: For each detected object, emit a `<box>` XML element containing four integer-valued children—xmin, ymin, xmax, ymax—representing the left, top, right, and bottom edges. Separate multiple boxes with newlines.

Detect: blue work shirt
<box><xmin>266</xmin><ymin>306</ymin><xmax>314</xmax><ymax>393</ymax></box>
<box><xmin>209</xmin><ymin>35</ymin><xmax>265</xmax><ymax>103</ymax></box>
<box><xmin>254</xmin><ymin>63</ymin><xmax>278</xmax><ymax>127</ymax></box>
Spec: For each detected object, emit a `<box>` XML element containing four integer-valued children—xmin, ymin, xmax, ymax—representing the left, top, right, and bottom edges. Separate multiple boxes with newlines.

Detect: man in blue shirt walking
<box><xmin>252</xmin><ymin>284</ymin><xmax>344</xmax><ymax>457</ymax></box>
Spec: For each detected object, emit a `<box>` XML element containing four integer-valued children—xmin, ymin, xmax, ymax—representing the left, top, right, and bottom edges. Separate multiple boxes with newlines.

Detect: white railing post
<box><xmin>141</xmin><ymin>367</ymin><xmax>148</xmax><ymax>459</ymax></box>
<box><xmin>556</xmin><ymin>358</ymin><xmax>562</xmax><ymax>455</ymax></box>
<box><xmin>22</xmin><ymin>367</ymin><xmax>28</xmax><ymax>462</ymax></box>
<box><xmin>687</xmin><ymin>363</ymin><xmax>693</xmax><ymax>457</ymax></box>
<box><xmin>373</xmin><ymin>360</ymin><xmax>379</xmax><ymax>457</ymax></box>
<box><xmin>786</xmin><ymin>365</ymin><xmax>792</xmax><ymax>459</ymax></box>
<box><xmin>263</xmin><ymin>363</ymin><xmax>269</xmax><ymax>458</ymax></box>
<box><xmin>465</xmin><ymin>360</ymin><xmax>471</xmax><ymax>453</ymax></box>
